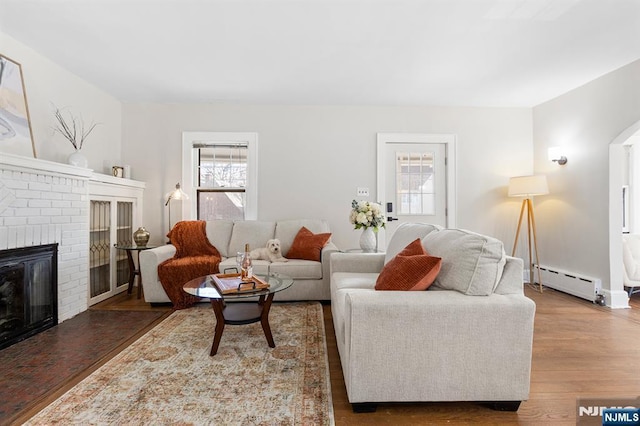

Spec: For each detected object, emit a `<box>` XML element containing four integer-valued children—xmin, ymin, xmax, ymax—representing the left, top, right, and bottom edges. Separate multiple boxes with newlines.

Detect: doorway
<box><xmin>609</xmin><ymin>122</ymin><xmax>640</xmax><ymax>308</ymax></box>
<box><xmin>376</xmin><ymin>133</ymin><xmax>456</xmax><ymax>249</ymax></box>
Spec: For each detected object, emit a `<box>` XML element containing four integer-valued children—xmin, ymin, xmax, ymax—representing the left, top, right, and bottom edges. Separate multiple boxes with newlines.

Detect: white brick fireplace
<box><xmin>1</xmin><ymin>153</ymin><xmax>92</xmax><ymax>322</ymax></box>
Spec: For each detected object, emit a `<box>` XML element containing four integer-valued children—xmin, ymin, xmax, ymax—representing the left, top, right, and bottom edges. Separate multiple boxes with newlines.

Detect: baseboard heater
<box><xmin>529</xmin><ymin>264</ymin><xmax>602</xmax><ymax>302</ymax></box>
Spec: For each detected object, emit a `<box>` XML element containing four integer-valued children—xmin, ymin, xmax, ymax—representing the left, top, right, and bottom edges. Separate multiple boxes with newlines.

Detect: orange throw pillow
<box><xmin>375</xmin><ymin>238</ymin><xmax>441</xmax><ymax>291</ymax></box>
<box><xmin>286</xmin><ymin>226</ymin><xmax>332</xmax><ymax>262</ymax></box>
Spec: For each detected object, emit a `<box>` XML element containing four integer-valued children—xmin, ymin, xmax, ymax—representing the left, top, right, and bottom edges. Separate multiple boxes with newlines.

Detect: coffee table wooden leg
<box><xmin>210</xmin><ymin>299</ymin><xmax>225</xmax><ymax>356</ymax></box>
<box><xmin>260</xmin><ymin>293</ymin><xmax>275</xmax><ymax>348</ymax></box>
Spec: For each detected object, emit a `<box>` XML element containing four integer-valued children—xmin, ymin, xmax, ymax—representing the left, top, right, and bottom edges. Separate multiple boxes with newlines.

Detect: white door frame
<box><xmin>608</xmin><ymin>121</ymin><xmax>640</xmax><ymax>308</ymax></box>
<box><xmin>376</xmin><ymin>133</ymin><xmax>457</xmax><ymax>248</ymax></box>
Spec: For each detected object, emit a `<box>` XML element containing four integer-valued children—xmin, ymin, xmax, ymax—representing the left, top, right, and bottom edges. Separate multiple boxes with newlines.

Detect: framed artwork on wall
<box><xmin>0</xmin><ymin>54</ymin><xmax>36</xmax><ymax>157</ymax></box>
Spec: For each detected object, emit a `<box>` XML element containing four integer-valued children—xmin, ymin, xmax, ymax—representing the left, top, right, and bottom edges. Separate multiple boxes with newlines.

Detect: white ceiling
<box><xmin>1</xmin><ymin>0</ymin><xmax>639</xmax><ymax>107</ymax></box>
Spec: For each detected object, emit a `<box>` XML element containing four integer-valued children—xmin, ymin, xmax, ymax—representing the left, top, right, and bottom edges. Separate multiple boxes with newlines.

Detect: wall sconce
<box><xmin>548</xmin><ymin>147</ymin><xmax>567</xmax><ymax>165</ymax></box>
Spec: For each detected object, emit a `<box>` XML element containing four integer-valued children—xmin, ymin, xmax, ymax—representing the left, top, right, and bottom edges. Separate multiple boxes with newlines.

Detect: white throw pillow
<box><xmin>228</xmin><ymin>221</ymin><xmax>277</xmax><ymax>257</ymax></box>
<box><xmin>205</xmin><ymin>220</ymin><xmax>234</xmax><ymax>258</ymax></box>
<box><xmin>385</xmin><ymin>223</ymin><xmax>442</xmax><ymax>264</ymax></box>
<box><xmin>423</xmin><ymin>228</ymin><xmax>506</xmax><ymax>296</ymax></box>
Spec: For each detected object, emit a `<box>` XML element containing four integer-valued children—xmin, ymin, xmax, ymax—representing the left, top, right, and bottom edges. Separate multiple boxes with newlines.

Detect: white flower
<box><xmin>349</xmin><ymin>199</ymin><xmax>385</xmax><ymax>231</ymax></box>
<box><xmin>356</xmin><ymin>212</ymin><xmax>368</xmax><ymax>224</ymax></box>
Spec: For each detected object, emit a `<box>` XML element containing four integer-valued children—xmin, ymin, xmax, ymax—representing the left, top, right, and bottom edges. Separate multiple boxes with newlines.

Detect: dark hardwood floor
<box><xmin>3</xmin><ymin>286</ymin><xmax>640</xmax><ymax>425</ymax></box>
<box><xmin>0</xmin><ymin>296</ymin><xmax>171</xmax><ymax>426</ymax></box>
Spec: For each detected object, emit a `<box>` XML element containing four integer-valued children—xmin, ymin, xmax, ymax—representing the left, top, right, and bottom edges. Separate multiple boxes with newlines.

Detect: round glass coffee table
<box><xmin>183</xmin><ymin>273</ymin><xmax>293</xmax><ymax>356</ymax></box>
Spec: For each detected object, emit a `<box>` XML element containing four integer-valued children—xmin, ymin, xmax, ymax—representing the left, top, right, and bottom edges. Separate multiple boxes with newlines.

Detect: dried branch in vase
<box><xmin>52</xmin><ymin>105</ymin><xmax>99</xmax><ymax>151</ymax></box>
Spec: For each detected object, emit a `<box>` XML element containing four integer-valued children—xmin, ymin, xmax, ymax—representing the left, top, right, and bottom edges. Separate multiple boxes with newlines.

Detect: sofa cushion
<box><xmin>275</xmin><ymin>219</ymin><xmax>331</xmax><ymax>255</ymax></box>
<box><xmin>228</xmin><ymin>221</ymin><xmax>276</xmax><ymax>258</ymax></box>
<box><xmin>205</xmin><ymin>220</ymin><xmax>234</xmax><ymax>258</ymax></box>
<box><xmin>423</xmin><ymin>228</ymin><xmax>506</xmax><ymax>296</ymax></box>
<box><xmin>286</xmin><ymin>227</ymin><xmax>332</xmax><ymax>262</ymax></box>
<box><xmin>270</xmin><ymin>259</ymin><xmax>323</xmax><ymax>280</ymax></box>
<box><xmin>218</xmin><ymin>258</ymin><xmax>270</xmax><ymax>276</ymax></box>
<box><xmin>375</xmin><ymin>239</ymin><xmax>441</xmax><ymax>291</ymax></box>
<box><xmin>385</xmin><ymin>223</ymin><xmax>442</xmax><ymax>264</ymax></box>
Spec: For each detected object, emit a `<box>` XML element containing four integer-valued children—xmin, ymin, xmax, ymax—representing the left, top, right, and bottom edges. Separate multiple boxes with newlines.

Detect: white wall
<box><xmin>532</xmin><ymin>59</ymin><xmax>640</xmax><ymax>298</ymax></box>
<box><xmin>0</xmin><ymin>32</ymin><xmax>122</xmax><ymax>171</ymax></box>
<box><xmin>121</xmin><ymin>103</ymin><xmax>533</xmax><ymax>250</ymax></box>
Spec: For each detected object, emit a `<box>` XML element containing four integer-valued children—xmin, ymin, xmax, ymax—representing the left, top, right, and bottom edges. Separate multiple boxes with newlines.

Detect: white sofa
<box><xmin>140</xmin><ymin>219</ymin><xmax>338</xmax><ymax>303</ymax></box>
<box><xmin>622</xmin><ymin>234</ymin><xmax>640</xmax><ymax>296</ymax></box>
<box><xmin>330</xmin><ymin>223</ymin><xmax>536</xmax><ymax>412</ymax></box>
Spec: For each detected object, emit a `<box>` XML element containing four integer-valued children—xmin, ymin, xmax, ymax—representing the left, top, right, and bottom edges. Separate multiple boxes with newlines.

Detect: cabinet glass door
<box><xmin>89</xmin><ymin>199</ymin><xmax>134</xmax><ymax>304</ymax></box>
<box><xmin>115</xmin><ymin>202</ymin><xmax>133</xmax><ymax>289</ymax></box>
<box><xmin>89</xmin><ymin>200</ymin><xmax>111</xmax><ymax>299</ymax></box>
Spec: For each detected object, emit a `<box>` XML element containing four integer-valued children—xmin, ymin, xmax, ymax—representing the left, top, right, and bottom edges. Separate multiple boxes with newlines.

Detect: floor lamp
<box><xmin>508</xmin><ymin>175</ymin><xmax>549</xmax><ymax>292</ymax></box>
<box><xmin>165</xmin><ymin>183</ymin><xmax>189</xmax><ymax>237</ymax></box>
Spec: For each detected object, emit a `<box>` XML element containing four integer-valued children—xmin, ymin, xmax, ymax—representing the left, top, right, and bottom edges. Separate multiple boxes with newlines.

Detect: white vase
<box><xmin>67</xmin><ymin>150</ymin><xmax>88</xmax><ymax>168</ymax></box>
<box><xmin>359</xmin><ymin>227</ymin><xmax>377</xmax><ymax>252</ymax></box>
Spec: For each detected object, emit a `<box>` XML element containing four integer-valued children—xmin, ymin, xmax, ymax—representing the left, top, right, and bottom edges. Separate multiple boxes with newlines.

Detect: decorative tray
<box><xmin>211</xmin><ymin>273</ymin><xmax>270</xmax><ymax>294</ymax></box>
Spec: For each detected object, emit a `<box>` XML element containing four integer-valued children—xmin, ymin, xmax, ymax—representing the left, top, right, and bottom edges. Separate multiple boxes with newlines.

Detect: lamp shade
<box><xmin>165</xmin><ymin>183</ymin><xmax>189</xmax><ymax>205</ymax></box>
<box><xmin>508</xmin><ymin>175</ymin><xmax>549</xmax><ymax>197</ymax></box>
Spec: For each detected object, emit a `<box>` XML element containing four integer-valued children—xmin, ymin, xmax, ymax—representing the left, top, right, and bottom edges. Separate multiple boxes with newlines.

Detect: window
<box><xmin>396</xmin><ymin>151</ymin><xmax>435</xmax><ymax>215</ymax></box>
<box><xmin>182</xmin><ymin>132</ymin><xmax>258</xmax><ymax>221</ymax></box>
<box><xmin>197</xmin><ymin>144</ymin><xmax>247</xmax><ymax>221</ymax></box>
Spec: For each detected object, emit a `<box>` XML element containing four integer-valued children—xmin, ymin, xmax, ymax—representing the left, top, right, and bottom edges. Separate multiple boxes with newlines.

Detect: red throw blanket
<box><xmin>158</xmin><ymin>221</ymin><xmax>221</xmax><ymax>309</ymax></box>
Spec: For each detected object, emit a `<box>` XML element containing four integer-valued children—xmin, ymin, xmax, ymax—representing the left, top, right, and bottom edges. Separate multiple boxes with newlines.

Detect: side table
<box><xmin>114</xmin><ymin>245</ymin><xmax>157</xmax><ymax>299</ymax></box>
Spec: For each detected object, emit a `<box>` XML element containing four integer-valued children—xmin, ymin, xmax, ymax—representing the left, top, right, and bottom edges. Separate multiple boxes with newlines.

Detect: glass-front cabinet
<box><xmin>88</xmin><ymin>174</ymin><xmax>144</xmax><ymax>305</ymax></box>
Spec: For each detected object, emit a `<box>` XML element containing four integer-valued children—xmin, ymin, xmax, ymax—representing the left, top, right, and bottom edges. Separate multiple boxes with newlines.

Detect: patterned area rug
<box><xmin>25</xmin><ymin>302</ymin><xmax>334</xmax><ymax>425</ymax></box>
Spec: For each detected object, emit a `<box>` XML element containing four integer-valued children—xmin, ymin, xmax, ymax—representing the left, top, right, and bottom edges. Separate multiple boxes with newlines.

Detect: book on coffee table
<box><xmin>212</xmin><ymin>273</ymin><xmax>270</xmax><ymax>294</ymax></box>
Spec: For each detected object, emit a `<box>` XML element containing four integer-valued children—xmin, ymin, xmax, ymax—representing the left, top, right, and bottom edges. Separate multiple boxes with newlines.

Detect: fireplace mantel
<box><xmin>0</xmin><ymin>152</ymin><xmax>94</xmax><ymax>179</ymax></box>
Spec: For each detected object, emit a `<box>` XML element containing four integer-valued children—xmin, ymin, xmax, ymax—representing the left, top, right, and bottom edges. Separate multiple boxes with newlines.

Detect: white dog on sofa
<box><xmin>250</xmin><ymin>239</ymin><xmax>288</xmax><ymax>262</ymax></box>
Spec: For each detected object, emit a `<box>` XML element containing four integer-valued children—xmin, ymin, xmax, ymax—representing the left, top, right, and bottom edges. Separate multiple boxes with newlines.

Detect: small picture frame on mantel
<box><xmin>0</xmin><ymin>54</ymin><xmax>36</xmax><ymax>158</ymax></box>
<box><xmin>112</xmin><ymin>166</ymin><xmax>124</xmax><ymax>178</ymax></box>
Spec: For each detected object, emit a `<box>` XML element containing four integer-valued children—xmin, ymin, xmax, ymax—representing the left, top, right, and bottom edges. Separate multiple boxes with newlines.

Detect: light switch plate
<box><xmin>357</xmin><ymin>187</ymin><xmax>369</xmax><ymax>197</ymax></box>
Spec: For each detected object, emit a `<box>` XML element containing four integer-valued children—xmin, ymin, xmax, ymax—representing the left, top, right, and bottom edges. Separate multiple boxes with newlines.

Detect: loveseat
<box><xmin>140</xmin><ymin>219</ymin><xmax>338</xmax><ymax>304</ymax></box>
<box><xmin>330</xmin><ymin>223</ymin><xmax>535</xmax><ymax>412</ymax></box>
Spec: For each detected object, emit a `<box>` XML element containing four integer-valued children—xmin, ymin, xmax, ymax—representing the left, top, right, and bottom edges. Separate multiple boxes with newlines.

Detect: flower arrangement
<box><xmin>349</xmin><ymin>200</ymin><xmax>385</xmax><ymax>231</ymax></box>
<box><xmin>53</xmin><ymin>105</ymin><xmax>99</xmax><ymax>151</ymax></box>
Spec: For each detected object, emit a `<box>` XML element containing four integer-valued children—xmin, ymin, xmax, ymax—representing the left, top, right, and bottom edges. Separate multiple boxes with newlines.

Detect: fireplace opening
<box><xmin>0</xmin><ymin>244</ymin><xmax>58</xmax><ymax>350</ymax></box>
